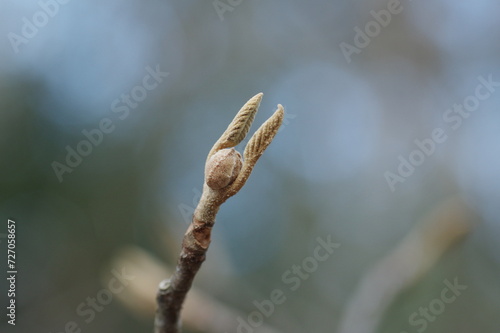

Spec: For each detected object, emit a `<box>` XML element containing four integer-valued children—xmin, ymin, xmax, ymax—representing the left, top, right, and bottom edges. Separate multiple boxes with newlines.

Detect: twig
<box><xmin>337</xmin><ymin>196</ymin><xmax>477</xmax><ymax>333</ymax></box>
<box><xmin>154</xmin><ymin>93</ymin><xmax>284</xmax><ymax>333</ymax></box>
<box><xmin>105</xmin><ymin>245</ymin><xmax>283</xmax><ymax>333</ymax></box>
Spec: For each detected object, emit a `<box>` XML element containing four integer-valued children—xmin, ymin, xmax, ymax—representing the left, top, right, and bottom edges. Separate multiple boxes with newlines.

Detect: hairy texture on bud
<box><xmin>205</xmin><ymin>148</ymin><xmax>242</xmax><ymax>190</ymax></box>
<box><xmin>207</xmin><ymin>93</ymin><xmax>262</xmax><ymax>163</ymax></box>
<box><xmin>244</xmin><ymin>104</ymin><xmax>284</xmax><ymax>162</ymax></box>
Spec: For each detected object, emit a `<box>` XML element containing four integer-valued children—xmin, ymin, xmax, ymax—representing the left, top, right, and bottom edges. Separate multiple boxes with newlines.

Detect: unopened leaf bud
<box><xmin>205</xmin><ymin>148</ymin><xmax>242</xmax><ymax>190</ymax></box>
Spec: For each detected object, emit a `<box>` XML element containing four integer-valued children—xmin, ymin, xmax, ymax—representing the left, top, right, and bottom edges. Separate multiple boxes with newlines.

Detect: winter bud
<box><xmin>205</xmin><ymin>148</ymin><xmax>243</xmax><ymax>190</ymax></box>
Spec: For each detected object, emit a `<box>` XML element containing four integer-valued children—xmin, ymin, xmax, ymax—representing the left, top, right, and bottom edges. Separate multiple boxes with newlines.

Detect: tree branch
<box><xmin>337</xmin><ymin>196</ymin><xmax>476</xmax><ymax>333</ymax></box>
<box><xmin>154</xmin><ymin>93</ymin><xmax>284</xmax><ymax>333</ymax></box>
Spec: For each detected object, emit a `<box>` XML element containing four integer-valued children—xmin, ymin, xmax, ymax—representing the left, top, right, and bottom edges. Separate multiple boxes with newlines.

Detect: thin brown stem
<box><xmin>154</xmin><ymin>94</ymin><xmax>284</xmax><ymax>333</ymax></box>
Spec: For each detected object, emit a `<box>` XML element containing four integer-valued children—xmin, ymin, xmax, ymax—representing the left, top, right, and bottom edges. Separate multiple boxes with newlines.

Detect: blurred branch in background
<box><xmin>338</xmin><ymin>196</ymin><xmax>477</xmax><ymax>333</ymax></box>
<box><xmin>104</xmin><ymin>246</ymin><xmax>282</xmax><ymax>333</ymax></box>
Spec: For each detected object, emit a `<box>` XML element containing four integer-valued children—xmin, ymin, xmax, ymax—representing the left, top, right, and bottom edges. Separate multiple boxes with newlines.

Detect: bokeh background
<box><xmin>1</xmin><ymin>0</ymin><xmax>499</xmax><ymax>332</ymax></box>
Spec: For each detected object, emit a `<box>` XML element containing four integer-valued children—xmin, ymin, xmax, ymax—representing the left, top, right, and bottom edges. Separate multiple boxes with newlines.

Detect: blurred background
<box><xmin>0</xmin><ymin>0</ymin><xmax>499</xmax><ymax>332</ymax></box>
